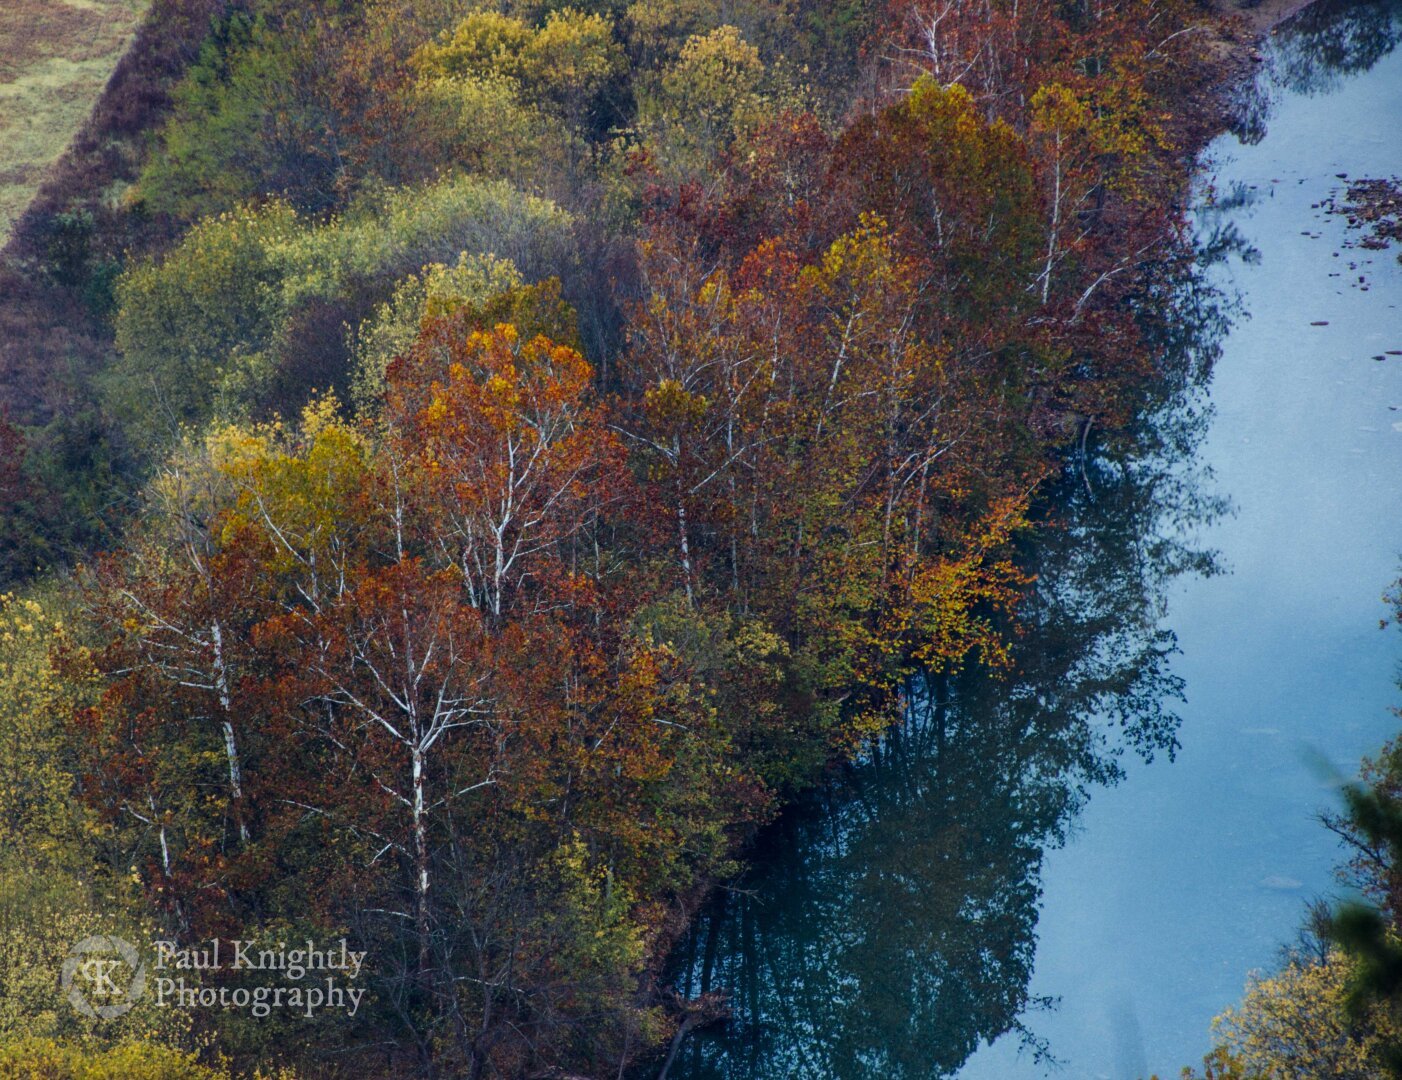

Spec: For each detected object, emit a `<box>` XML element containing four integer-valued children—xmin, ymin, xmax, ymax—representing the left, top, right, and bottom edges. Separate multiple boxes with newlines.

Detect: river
<box><xmin>666</xmin><ymin>2</ymin><xmax>1402</xmax><ymax>1077</ymax></box>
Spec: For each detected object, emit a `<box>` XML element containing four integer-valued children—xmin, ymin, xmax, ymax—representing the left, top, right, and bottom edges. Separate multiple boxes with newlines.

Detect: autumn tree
<box><xmin>832</xmin><ymin>78</ymin><xmax>1042</xmax><ymax>334</ymax></box>
<box><xmin>384</xmin><ymin>322</ymin><xmax>624</xmax><ymax>620</ymax></box>
<box><xmin>1027</xmin><ymin>75</ymin><xmax>1163</xmax><ymax>306</ymax></box>
<box><xmin>412</xmin><ymin>7</ymin><xmax>626</xmax><ymax>149</ymax></box>
<box><xmin>636</xmin><ymin>25</ymin><xmax>768</xmax><ymax>180</ymax></box>
<box><xmin>620</xmin><ymin>207</ymin><xmax>1034</xmax><ymax>764</ymax></box>
<box><xmin>1203</xmin><ymin>953</ymin><xmax>1402</xmax><ymax>1080</ymax></box>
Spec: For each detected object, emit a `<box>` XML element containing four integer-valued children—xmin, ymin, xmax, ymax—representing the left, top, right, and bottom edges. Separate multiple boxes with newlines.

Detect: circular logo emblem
<box><xmin>62</xmin><ymin>935</ymin><xmax>146</xmax><ymax>1019</ymax></box>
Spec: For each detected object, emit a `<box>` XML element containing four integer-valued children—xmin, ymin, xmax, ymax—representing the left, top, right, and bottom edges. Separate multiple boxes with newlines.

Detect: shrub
<box><xmin>109</xmin><ymin>177</ymin><xmax>574</xmax><ymax>447</ymax></box>
<box><xmin>0</xmin><ymin>1039</ymin><xmax>217</xmax><ymax>1080</ymax></box>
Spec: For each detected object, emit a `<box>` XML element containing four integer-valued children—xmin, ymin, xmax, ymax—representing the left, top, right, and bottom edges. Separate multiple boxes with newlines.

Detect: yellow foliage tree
<box><xmin>0</xmin><ymin>592</ymin><xmax>93</xmax><ymax>865</ymax></box>
<box><xmin>1203</xmin><ymin>952</ymin><xmax>1401</xmax><ymax>1079</ymax></box>
<box><xmin>638</xmin><ymin>25</ymin><xmax>767</xmax><ymax>178</ymax></box>
<box><xmin>0</xmin><ymin>592</ymin><xmax>203</xmax><ymax>1053</ymax></box>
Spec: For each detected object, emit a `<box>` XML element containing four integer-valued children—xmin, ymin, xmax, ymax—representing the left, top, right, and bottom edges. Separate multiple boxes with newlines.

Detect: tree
<box><xmin>635</xmin><ymin>25</ymin><xmax>768</xmax><ymax>182</ymax></box>
<box><xmin>410</xmin><ymin>11</ymin><xmax>536</xmax><ymax>84</ymax></box>
<box><xmin>259</xmin><ymin>559</ymin><xmax>497</xmax><ymax>976</ymax></box>
<box><xmin>0</xmin><ymin>592</ymin><xmax>93</xmax><ymax>868</ymax></box>
<box><xmin>832</xmin><ymin>77</ymin><xmax>1042</xmax><ymax>332</ymax></box>
<box><xmin>386</xmin><ymin>323</ymin><xmax>624</xmax><ymax>620</ymax></box>
<box><xmin>1205</xmin><ymin>953</ymin><xmax>1402</xmax><ymax>1079</ymax></box>
<box><xmin>138</xmin><ymin>8</ymin><xmax>360</xmax><ymax>219</ymax></box>
<box><xmin>83</xmin><ymin>434</ymin><xmax>280</xmax><ymax>854</ymax></box>
<box><xmin>77</xmin><ymin>330</ymin><xmax>738</xmax><ymax>1072</ymax></box>
<box><xmin>411</xmin><ymin>71</ymin><xmax>560</xmax><ymax>183</ymax></box>
<box><xmin>1027</xmin><ymin>76</ymin><xmax>1161</xmax><ymax>305</ymax></box>
<box><xmin>0</xmin><ymin>417</ymin><xmax>46</xmax><ymax>581</ymax></box>
<box><xmin>1322</xmin><ymin>762</ymin><xmax>1402</xmax><ymax>1076</ymax></box>
<box><xmin>523</xmin><ymin>8</ymin><xmax>627</xmax><ymax>138</ymax></box>
<box><xmin>110</xmin><ymin>203</ymin><xmax>294</xmax><ymax>449</ymax></box>
<box><xmin>110</xmin><ymin>177</ymin><xmax>576</xmax><ymax>456</ymax></box>
<box><xmin>620</xmin><ymin>210</ymin><xmax>1033</xmax><ymax>764</ymax></box>
<box><xmin>412</xmin><ymin>7</ymin><xmax>626</xmax><ymax>146</ymax></box>
<box><xmin>350</xmin><ymin>256</ymin><xmax>580</xmax><ymax>413</ymax></box>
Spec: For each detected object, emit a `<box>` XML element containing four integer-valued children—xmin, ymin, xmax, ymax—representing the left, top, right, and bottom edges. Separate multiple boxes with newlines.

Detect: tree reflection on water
<box><xmin>1227</xmin><ymin>0</ymin><xmax>1402</xmax><ymax>143</ymax></box>
<box><xmin>665</xmin><ymin>6</ymin><xmax>1402</xmax><ymax>1073</ymax></box>
<box><xmin>1271</xmin><ymin>0</ymin><xmax>1402</xmax><ymax>96</ymax></box>
<box><xmin>665</xmin><ymin>245</ymin><xmax>1233</xmax><ymax>1079</ymax></box>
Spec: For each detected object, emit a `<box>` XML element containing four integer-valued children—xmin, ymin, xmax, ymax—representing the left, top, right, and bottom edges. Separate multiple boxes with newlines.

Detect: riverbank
<box><xmin>664</xmin><ymin>0</ymin><xmax>1402</xmax><ymax>1073</ymax></box>
<box><xmin>1188</xmin><ymin>0</ymin><xmax>1345</xmax><ymax>140</ymax></box>
<box><xmin>1218</xmin><ymin>0</ymin><xmax>1323</xmax><ymax>34</ymax></box>
<box><xmin>650</xmin><ymin>0</ymin><xmax>1333</xmax><ymax>1073</ymax></box>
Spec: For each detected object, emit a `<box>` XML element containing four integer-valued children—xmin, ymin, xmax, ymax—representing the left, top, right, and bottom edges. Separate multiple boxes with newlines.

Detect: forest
<box><xmin>0</xmin><ymin>0</ymin><xmax>1356</xmax><ymax>1075</ymax></box>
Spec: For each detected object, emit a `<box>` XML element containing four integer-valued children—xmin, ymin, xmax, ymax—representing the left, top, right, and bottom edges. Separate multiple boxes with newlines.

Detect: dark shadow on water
<box><xmin>1271</xmin><ymin>0</ymin><xmax>1402</xmax><ymax>96</ymax></box>
<box><xmin>663</xmin><ymin>6</ymin><xmax>1402</xmax><ymax>1075</ymax></box>
<box><xmin>662</xmin><ymin>231</ymin><xmax>1240</xmax><ymax>1078</ymax></box>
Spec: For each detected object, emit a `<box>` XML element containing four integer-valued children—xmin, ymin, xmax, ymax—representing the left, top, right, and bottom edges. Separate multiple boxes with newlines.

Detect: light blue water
<box><xmin>968</xmin><ymin>6</ymin><xmax>1402</xmax><ymax>1075</ymax></box>
<box><xmin>668</xmin><ymin>3</ymin><xmax>1402</xmax><ymax>1076</ymax></box>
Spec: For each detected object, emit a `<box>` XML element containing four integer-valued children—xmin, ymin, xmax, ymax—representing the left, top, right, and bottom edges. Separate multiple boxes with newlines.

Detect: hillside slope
<box><xmin>0</xmin><ymin>0</ymin><xmax>149</xmax><ymax>245</ymax></box>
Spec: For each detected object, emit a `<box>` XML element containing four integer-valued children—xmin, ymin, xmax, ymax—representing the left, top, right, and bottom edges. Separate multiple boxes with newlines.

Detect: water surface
<box><xmin>669</xmin><ymin>4</ymin><xmax>1402</xmax><ymax>1076</ymax></box>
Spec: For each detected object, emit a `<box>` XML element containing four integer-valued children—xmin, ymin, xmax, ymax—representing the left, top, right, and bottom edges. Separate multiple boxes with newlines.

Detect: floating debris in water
<box><xmin>1321</xmin><ymin>176</ymin><xmax>1402</xmax><ymax>270</ymax></box>
<box><xmin>1311</xmin><ymin>321</ymin><xmax>1329</xmax><ymax>325</ymax></box>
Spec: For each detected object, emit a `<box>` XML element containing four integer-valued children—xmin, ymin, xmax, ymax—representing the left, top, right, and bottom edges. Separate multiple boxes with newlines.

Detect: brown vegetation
<box><xmin>0</xmin><ymin>0</ymin><xmax>231</xmax><ymax>428</ymax></box>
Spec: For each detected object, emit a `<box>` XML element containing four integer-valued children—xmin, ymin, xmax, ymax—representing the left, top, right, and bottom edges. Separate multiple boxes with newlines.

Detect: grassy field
<box><xmin>0</xmin><ymin>0</ymin><xmax>149</xmax><ymax>245</ymax></box>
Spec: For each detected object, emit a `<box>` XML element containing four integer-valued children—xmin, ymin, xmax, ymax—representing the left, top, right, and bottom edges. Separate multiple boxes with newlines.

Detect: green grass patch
<box><xmin>0</xmin><ymin>0</ymin><xmax>149</xmax><ymax>245</ymax></box>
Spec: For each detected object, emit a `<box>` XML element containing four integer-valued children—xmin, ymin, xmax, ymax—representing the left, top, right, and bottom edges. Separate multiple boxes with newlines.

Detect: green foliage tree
<box><xmin>138</xmin><ymin>9</ymin><xmax>356</xmax><ymax>219</ymax></box>
<box><xmin>109</xmin><ymin>203</ymin><xmax>296</xmax><ymax>449</ymax></box>
<box><xmin>1324</xmin><ymin>772</ymin><xmax>1402</xmax><ymax>1076</ymax></box>
<box><xmin>412</xmin><ymin>71</ymin><xmax>561</xmax><ymax>182</ymax></box>
<box><xmin>109</xmin><ymin>178</ymin><xmax>574</xmax><ymax>452</ymax></box>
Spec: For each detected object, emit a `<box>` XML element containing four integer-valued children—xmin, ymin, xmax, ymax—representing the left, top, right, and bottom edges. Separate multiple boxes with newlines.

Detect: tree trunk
<box><xmin>211</xmin><ymin>620</ymin><xmax>249</xmax><ymax>844</ymax></box>
<box><xmin>412</xmin><ymin>744</ymin><xmax>430</xmax><ymax>977</ymax></box>
<box><xmin>677</xmin><ymin>498</ymin><xmax>695</xmax><ymax>606</ymax></box>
